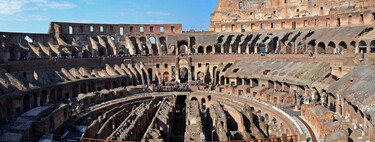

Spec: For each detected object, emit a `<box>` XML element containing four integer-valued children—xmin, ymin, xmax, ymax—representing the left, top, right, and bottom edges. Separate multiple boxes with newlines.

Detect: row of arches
<box><xmin>0</xmin><ymin>76</ymin><xmax>130</xmax><ymax>123</ymax></box>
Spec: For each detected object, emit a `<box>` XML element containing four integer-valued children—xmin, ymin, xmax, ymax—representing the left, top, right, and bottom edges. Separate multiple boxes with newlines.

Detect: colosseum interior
<box><xmin>1</xmin><ymin>0</ymin><xmax>375</xmax><ymax>141</ymax></box>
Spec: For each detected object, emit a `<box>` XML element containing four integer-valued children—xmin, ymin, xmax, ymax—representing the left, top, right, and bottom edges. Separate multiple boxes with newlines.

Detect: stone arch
<box><xmin>220</xmin><ymin>75</ymin><xmax>225</xmax><ymax>85</ymax></box>
<box><xmin>149</xmin><ymin>36</ymin><xmax>158</xmax><ymax>55</ymax></box>
<box><xmin>370</xmin><ymin>40</ymin><xmax>375</xmax><ymax>53</ymax></box>
<box><xmin>98</xmin><ymin>47</ymin><xmax>107</xmax><ymax>57</ymax></box>
<box><xmin>338</xmin><ymin>41</ymin><xmax>347</xmax><ymax>54</ymax></box>
<box><xmin>269</xmin><ymin>37</ymin><xmax>278</xmax><ymax>54</ymax></box>
<box><xmin>201</xmin><ymin>98</ymin><xmax>206</xmax><ymax>111</ymax></box>
<box><xmin>197</xmin><ymin>46</ymin><xmax>204</xmax><ymax>54</ymax></box>
<box><xmin>139</xmin><ymin>36</ymin><xmax>149</xmax><ymax>55</ymax></box>
<box><xmin>317</xmin><ymin>42</ymin><xmax>326</xmax><ymax>54</ymax></box>
<box><xmin>179</xmin><ymin>67</ymin><xmax>189</xmax><ymax>83</ymax></box>
<box><xmin>196</xmin><ymin>71</ymin><xmax>203</xmax><ymax>80</ymax></box>
<box><xmin>178</xmin><ymin>40</ymin><xmax>188</xmax><ymax>55</ymax></box>
<box><xmin>265</xmin><ymin>113</ymin><xmax>269</xmax><ymax>123</ymax></box>
<box><xmin>130</xmin><ymin>36</ymin><xmax>140</xmax><ymax>55</ymax></box>
<box><xmin>307</xmin><ymin>40</ymin><xmax>316</xmax><ymax>53</ymax></box>
<box><xmin>327</xmin><ymin>42</ymin><xmax>335</xmax><ymax>54</ymax></box>
<box><xmin>147</xmin><ymin>68</ymin><xmax>153</xmax><ymax>83</ymax></box>
<box><xmin>214</xmin><ymin>44</ymin><xmax>221</xmax><ymax>54</ymax></box>
<box><xmin>359</xmin><ymin>40</ymin><xmax>367</xmax><ymax>53</ymax></box>
<box><xmin>206</xmin><ymin>45</ymin><xmax>213</xmax><ymax>54</ymax></box>
<box><xmin>163</xmin><ymin>72</ymin><xmax>170</xmax><ymax>82</ymax></box>
<box><xmin>191</xmin><ymin>97</ymin><xmax>198</xmax><ymax>101</ymax></box>
<box><xmin>236</xmin><ymin>77</ymin><xmax>242</xmax><ymax>85</ymax></box>
<box><xmin>285</xmin><ymin>42</ymin><xmax>293</xmax><ymax>54</ymax></box>
<box><xmin>159</xmin><ymin>36</ymin><xmax>167</xmax><ymax>54</ymax></box>
<box><xmin>213</xmin><ymin>66</ymin><xmax>218</xmax><ymax>84</ymax></box>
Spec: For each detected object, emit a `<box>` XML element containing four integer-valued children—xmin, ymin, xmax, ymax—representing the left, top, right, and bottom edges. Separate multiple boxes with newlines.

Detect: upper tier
<box><xmin>209</xmin><ymin>0</ymin><xmax>375</xmax><ymax>32</ymax></box>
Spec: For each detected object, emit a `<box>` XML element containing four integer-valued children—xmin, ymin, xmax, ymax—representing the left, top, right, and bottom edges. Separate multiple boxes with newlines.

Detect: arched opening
<box><xmin>191</xmin><ymin>97</ymin><xmax>198</xmax><ymax>101</ymax></box>
<box><xmin>140</xmin><ymin>37</ymin><xmax>149</xmax><ymax>55</ymax></box>
<box><xmin>307</xmin><ymin>40</ymin><xmax>316</xmax><ymax>53</ymax></box>
<box><xmin>327</xmin><ymin>42</ymin><xmax>335</xmax><ymax>54</ymax></box>
<box><xmin>236</xmin><ymin>77</ymin><xmax>242</xmax><ymax>85</ymax></box>
<box><xmin>148</xmin><ymin>68</ymin><xmax>153</xmax><ymax>83</ymax></box>
<box><xmin>206</xmin><ymin>45</ymin><xmax>213</xmax><ymax>54</ymax></box>
<box><xmin>130</xmin><ymin>36</ymin><xmax>140</xmax><ymax>55</ymax></box>
<box><xmin>190</xmin><ymin>37</ymin><xmax>196</xmax><ymax>47</ymax></box>
<box><xmin>72</xmin><ymin>84</ymin><xmax>79</xmax><ymax>98</ymax></box>
<box><xmin>220</xmin><ymin>76</ymin><xmax>225</xmax><ymax>85</ymax></box>
<box><xmin>370</xmin><ymin>40</ymin><xmax>375</xmax><ymax>53</ymax></box>
<box><xmin>149</xmin><ymin>36</ymin><xmax>158</xmax><ymax>55</ymax></box>
<box><xmin>215</xmin><ymin>45</ymin><xmax>221</xmax><ymax>54</ymax></box>
<box><xmin>197</xmin><ymin>46</ymin><xmax>204</xmax><ymax>54</ymax></box>
<box><xmin>196</xmin><ymin>71</ymin><xmax>203</xmax><ymax>81</ymax></box>
<box><xmin>359</xmin><ymin>41</ymin><xmax>367</xmax><ymax>53</ymax></box>
<box><xmin>178</xmin><ymin>40</ymin><xmax>188</xmax><ymax>55</ymax></box>
<box><xmin>201</xmin><ymin>98</ymin><xmax>206</xmax><ymax>111</ymax></box>
<box><xmin>338</xmin><ymin>41</ymin><xmax>347</xmax><ymax>54</ymax></box>
<box><xmin>285</xmin><ymin>42</ymin><xmax>293</xmax><ymax>54</ymax></box>
<box><xmin>159</xmin><ymin>37</ymin><xmax>167</xmax><ymax>55</ymax></box>
<box><xmin>99</xmin><ymin>47</ymin><xmax>107</xmax><ymax>57</ymax></box>
<box><xmin>163</xmin><ymin>72</ymin><xmax>170</xmax><ymax>83</ymax></box>
<box><xmin>179</xmin><ymin>67</ymin><xmax>189</xmax><ymax>83</ymax></box>
<box><xmin>317</xmin><ymin>42</ymin><xmax>326</xmax><ymax>54</ymax></box>
<box><xmin>269</xmin><ymin>37</ymin><xmax>278</xmax><ymax>54</ymax></box>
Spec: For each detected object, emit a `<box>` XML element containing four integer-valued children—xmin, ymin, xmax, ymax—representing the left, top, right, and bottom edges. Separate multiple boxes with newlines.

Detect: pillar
<box><xmin>37</xmin><ymin>96</ymin><xmax>41</xmax><ymax>106</ymax></box>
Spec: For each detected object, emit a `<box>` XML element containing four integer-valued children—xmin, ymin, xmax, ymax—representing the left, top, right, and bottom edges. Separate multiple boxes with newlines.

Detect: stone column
<box><xmin>229</xmin><ymin>45</ymin><xmax>232</xmax><ymax>54</ymax></box>
<box><xmin>175</xmin><ymin>57</ymin><xmax>180</xmax><ymax>82</ymax></box>
<box><xmin>188</xmin><ymin>56</ymin><xmax>192</xmax><ymax>82</ymax></box>
<box><xmin>37</xmin><ymin>96</ymin><xmax>41</xmax><ymax>106</ymax></box>
<box><xmin>221</xmin><ymin>46</ymin><xmax>224</xmax><ymax>54</ymax></box>
<box><xmin>246</xmin><ymin>45</ymin><xmax>250</xmax><ymax>54</ymax></box>
<box><xmin>321</xmin><ymin>92</ymin><xmax>327</xmax><ymax>107</ymax></box>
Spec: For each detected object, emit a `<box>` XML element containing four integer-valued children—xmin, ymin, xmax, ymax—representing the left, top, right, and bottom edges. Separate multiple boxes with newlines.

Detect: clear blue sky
<box><xmin>0</xmin><ymin>0</ymin><xmax>217</xmax><ymax>33</ymax></box>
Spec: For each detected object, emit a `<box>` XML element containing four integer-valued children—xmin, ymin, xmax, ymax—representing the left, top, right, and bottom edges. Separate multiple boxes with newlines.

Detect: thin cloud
<box><xmin>0</xmin><ymin>0</ymin><xmax>76</xmax><ymax>16</ymax></box>
<box><xmin>149</xmin><ymin>20</ymin><xmax>167</xmax><ymax>24</ymax></box>
<box><xmin>146</xmin><ymin>11</ymin><xmax>171</xmax><ymax>16</ymax></box>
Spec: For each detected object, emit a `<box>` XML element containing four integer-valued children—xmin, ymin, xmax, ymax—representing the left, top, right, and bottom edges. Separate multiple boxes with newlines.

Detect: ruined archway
<box><xmin>338</xmin><ymin>41</ymin><xmax>347</xmax><ymax>54</ymax></box>
<box><xmin>163</xmin><ymin>72</ymin><xmax>170</xmax><ymax>83</ymax></box>
<box><xmin>359</xmin><ymin>41</ymin><xmax>367</xmax><ymax>53</ymax></box>
<box><xmin>327</xmin><ymin>42</ymin><xmax>335</xmax><ymax>54</ymax></box>
<box><xmin>307</xmin><ymin>40</ymin><xmax>316</xmax><ymax>53</ymax></box>
<box><xmin>149</xmin><ymin>36</ymin><xmax>158</xmax><ymax>55</ymax></box>
<box><xmin>179</xmin><ymin>67</ymin><xmax>188</xmax><ymax>83</ymax></box>
<box><xmin>198</xmin><ymin>46</ymin><xmax>204</xmax><ymax>54</ymax></box>
<box><xmin>178</xmin><ymin>40</ymin><xmax>188</xmax><ymax>55</ymax></box>
<box><xmin>206</xmin><ymin>45</ymin><xmax>213</xmax><ymax>54</ymax></box>
<box><xmin>317</xmin><ymin>42</ymin><xmax>326</xmax><ymax>54</ymax></box>
<box><xmin>370</xmin><ymin>40</ymin><xmax>375</xmax><ymax>53</ymax></box>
